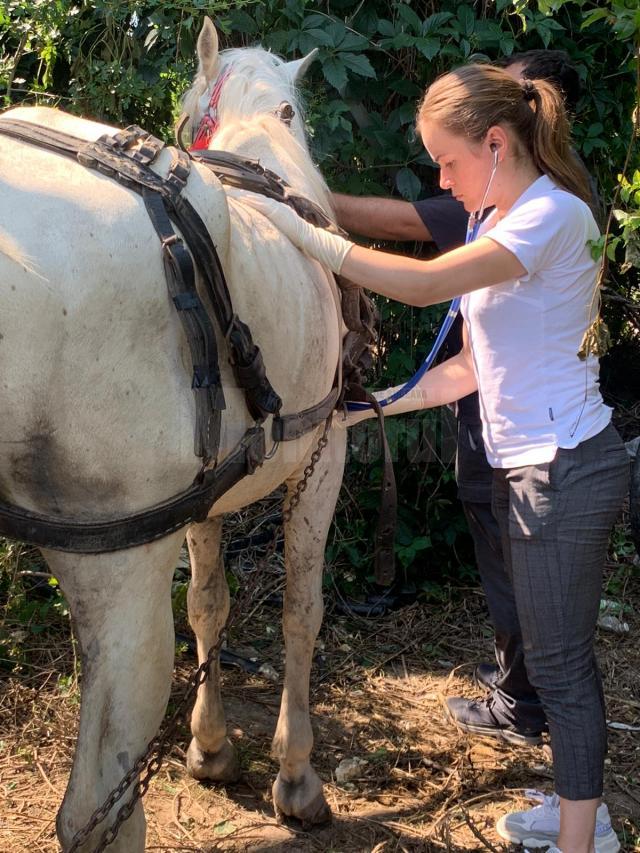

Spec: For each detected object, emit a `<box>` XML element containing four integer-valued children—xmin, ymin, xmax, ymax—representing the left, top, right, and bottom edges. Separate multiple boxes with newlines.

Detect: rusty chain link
<box><xmin>67</xmin><ymin>417</ymin><xmax>332</xmax><ymax>853</ymax></box>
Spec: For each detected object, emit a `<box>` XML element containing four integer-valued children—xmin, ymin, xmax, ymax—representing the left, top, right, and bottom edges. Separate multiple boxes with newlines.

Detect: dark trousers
<box><xmin>457</xmin><ymin>419</ymin><xmax>546</xmax><ymax>729</ymax></box>
<box><xmin>492</xmin><ymin>423</ymin><xmax>629</xmax><ymax>798</ymax></box>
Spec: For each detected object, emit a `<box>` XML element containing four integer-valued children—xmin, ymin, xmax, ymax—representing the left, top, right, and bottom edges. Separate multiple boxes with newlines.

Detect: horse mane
<box><xmin>181</xmin><ymin>47</ymin><xmax>332</xmax><ymax>213</ymax></box>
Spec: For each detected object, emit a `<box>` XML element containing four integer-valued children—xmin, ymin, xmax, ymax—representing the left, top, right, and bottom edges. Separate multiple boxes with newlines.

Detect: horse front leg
<box><xmin>185</xmin><ymin>516</ymin><xmax>241</xmax><ymax>783</ymax></box>
<box><xmin>271</xmin><ymin>426</ymin><xmax>347</xmax><ymax>825</ymax></box>
<box><xmin>44</xmin><ymin>532</ymin><xmax>184</xmax><ymax>853</ymax></box>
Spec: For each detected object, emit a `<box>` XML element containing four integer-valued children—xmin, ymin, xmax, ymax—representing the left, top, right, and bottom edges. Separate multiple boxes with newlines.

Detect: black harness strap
<box><xmin>0</xmin><ymin>428</ymin><xmax>265</xmax><ymax>554</ymax></box>
<box><xmin>142</xmin><ymin>188</ymin><xmax>223</xmax><ymax>460</ymax></box>
<box><xmin>189</xmin><ymin>148</ymin><xmax>344</xmax><ymax>234</ymax></box>
<box><xmin>272</xmin><ymin>388</ymin><xmax>340</xmax><ymax>443</ymax></box>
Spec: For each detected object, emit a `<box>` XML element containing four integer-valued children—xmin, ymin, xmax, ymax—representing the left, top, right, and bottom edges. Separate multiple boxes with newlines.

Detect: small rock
<box><xmin>335</xmin><ymin>756</ymin><xmax>368</xmax><ymax>784</ymax></box>
<box><xmin>258</xmin><ymin>663</ymin><xmax>279</xmax><ymax>682</ymax></box>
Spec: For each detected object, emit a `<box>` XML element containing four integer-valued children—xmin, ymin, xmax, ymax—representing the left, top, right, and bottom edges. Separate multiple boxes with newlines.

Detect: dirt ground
<box><xmin>1</xmin><ymin>546</ymin><xmax>639</xmax><ymax>853</ymax></box>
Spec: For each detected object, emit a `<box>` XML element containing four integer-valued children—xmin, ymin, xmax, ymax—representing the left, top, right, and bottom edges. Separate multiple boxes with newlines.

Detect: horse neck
<box><xmin>213</xmin><ymin>115</ymin><xmax>332</xmax><ymax>214</ymax></box>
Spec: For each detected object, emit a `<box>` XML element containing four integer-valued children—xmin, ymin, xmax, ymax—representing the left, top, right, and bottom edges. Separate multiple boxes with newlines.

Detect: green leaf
<box><xmin>396</xmin><ymin>166</ymin><xmax>421</xmax><ymax>201</ymax></box>
<box><xmin>213</xmin><ymin>820</ymin><xmax>237</xmax><ymax>838</ymax></box>
<box><xmin>415</xmin><ymin>36</ymin><xmax>441</xmax><ymax>60</ymax></box>
<box><xmin>422</xmin><ymin>12</ymin><xmax>454</xmax><ymax>35</ymax></box>
<box><xmin>390</xmin><ymin>78</ymin><xmax>423</xmax><ymax>97</ymax></box>
<box><xmin>499</xmin><ymin>34</ymin><xmax>516</xmax><ymax>55</ymax></box>
<box><xmin>457</xmin><ymin>5</ymin><xmax>475</xmax><ymax>36</ymax></box>
<box><xmin>396</xmin><ymin>3</ymin><xmax>423</xmax><ymax>35</ymax></box>
<box><xmin>226</xmin><ymin>9</ymin><xmax>258</xmax><ymax>35</ymax></box>
<box><xmin>339</xmin><ymin>31</ymin><xmax>370</xmax><ymax>51</ymax></box>
<box><xmin>322</xmin><ymin>56</ymin><xmax>347</xmax><ymax>90</ymax></box>
<box><xmin>390</xmin><ymin>101</ymin><xmax>417</xmax><ymax>126</ymax></box>
<box><xmin>586</xmin><ymin>122</ymin><xmax>604</xmax><ymax>138</ymax></box>
<box><xmin>324</xmin><ymin>21</ymin><xmax>347</xmax><ymax>48</ymax></box>
<box><xmin>299</xmin><ymin>28</ymin><xmax>334</xmax><ymax>50</ymax></box>
<box><xmin>581</xmin><ymin>8</ymin><xmax>610</xmax><ymax>29</ymax></box>
<box><xmin>340</xmin><ymin>52</ymin><xmax>376</xmax><ymax>78</ymax></box>
<box><xmin>444</xmin><ymin>526</ymin><xmax>458</xmax><ymax>546</ymax></box>
<box><xmin>377</xmin><ymin>18</ymin><xmax>396</xmax><ymax>38</ymax></box>
<box><xmin>605</xmin><ymin>237</ymin><xmax>621</xmax><ymax>262</ymax></box>
<box><xmin>302</xmin><ymin>13</ymin><xmax>327</xmax><ymax>30</ymax></box>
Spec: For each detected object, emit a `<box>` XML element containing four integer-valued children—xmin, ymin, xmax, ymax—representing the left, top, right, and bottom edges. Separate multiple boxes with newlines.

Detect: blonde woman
<box><xmin>236</xmin><ymin>64</ymin><xmax>629</xmax><ymax>853</ymax></box>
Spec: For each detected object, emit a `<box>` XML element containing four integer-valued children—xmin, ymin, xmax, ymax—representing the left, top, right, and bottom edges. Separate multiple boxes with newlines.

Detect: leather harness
<box><xmin>0</xmin><ymin>118</ymin><xmax>396</xmax><ymax>584</ymax></box>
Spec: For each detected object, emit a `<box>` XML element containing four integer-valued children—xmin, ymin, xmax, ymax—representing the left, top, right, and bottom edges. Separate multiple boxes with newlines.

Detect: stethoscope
<box><xmin>346</xmin><ymin>145</ymin><xmax>500</xmax><ymax>413</ymax></box>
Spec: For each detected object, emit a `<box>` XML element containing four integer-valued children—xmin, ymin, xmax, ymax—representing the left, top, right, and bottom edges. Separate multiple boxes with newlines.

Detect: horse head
<box><xmin>181</xmin><ymin>17</ymin><xmax>329</xmax><ymax>209</ymax></box>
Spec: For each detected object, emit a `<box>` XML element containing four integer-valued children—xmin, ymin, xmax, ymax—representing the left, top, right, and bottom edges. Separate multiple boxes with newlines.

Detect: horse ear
<box><xmin>284</xmin><ymin>49</ymin><xmax>319</xmax><ymax>84</ymax></box>
<box><xmin>197</xmin><ymin>16</ymin><xmax>220</xmax><ymax>84</ymax></box>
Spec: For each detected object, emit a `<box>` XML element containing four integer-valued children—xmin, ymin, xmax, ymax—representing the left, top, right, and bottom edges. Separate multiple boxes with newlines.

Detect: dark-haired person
<box><xmin>329</xmin><ymin>51</ymin><xmax>597</xmax><ymax>755</ymax></box>
<box><xmin>236</xmin><ymin>63</ymin><xmax>626</xmax><ymax>853</ymax></box>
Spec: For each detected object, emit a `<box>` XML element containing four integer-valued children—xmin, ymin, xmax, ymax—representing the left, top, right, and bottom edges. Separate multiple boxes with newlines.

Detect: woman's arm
<box><xmin>340</xmin><ymin>335</ymin><xmax>478</xmax><ymax>427</ymax></box>
<box><xmin>229</xmin><ymin>191</ymin><xmax>526</xmax><ymax>306</ymax></box>
<box><xmin>341</xmin><ymin>237</ymin><xmax>525</xmax><ymax>306</ymax></box>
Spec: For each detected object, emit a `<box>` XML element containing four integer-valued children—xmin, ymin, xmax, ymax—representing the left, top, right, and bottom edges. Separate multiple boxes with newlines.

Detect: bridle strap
<box><xmin>190</xmin><ymin>65</ymin><xmax>233</xmax><ymax>151</ymax></box>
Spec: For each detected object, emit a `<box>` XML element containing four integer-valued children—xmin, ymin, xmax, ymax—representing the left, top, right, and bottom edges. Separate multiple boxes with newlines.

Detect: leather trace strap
<box><xmin>0</xmin><ymin>428</ymin><xmax>266</xmax><ymax>554</ymax></box>
<box><xmin>343</xmin><ymin>386</ymin><xmax>397</xmax><ymax>586</ymax></box>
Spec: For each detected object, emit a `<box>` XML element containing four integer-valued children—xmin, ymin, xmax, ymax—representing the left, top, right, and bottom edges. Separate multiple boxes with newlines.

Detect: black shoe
<box><xmin>474</xmin><ymin>662</ymin><xmax>499</xmax><ymax>691</ymax></box>
<box><xmin>445</xmin><ymin>696</ymin><xmax>544</xmax><ymax>746</ymax></box>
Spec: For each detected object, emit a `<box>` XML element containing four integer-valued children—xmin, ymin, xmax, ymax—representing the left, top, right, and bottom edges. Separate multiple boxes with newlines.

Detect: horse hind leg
<box><xmin>44</xmin><ymin>532</ymin><xmax>184</xmax><ymax>853</ymax></box>
<box><xmin>271</xmin><ymin>426</ymin><xmax>347</xmax><ymax>826</ymax></box>
<box><xmin>185</xmin><ymin>516</ymin><xmax>241</xmax><ymax>783</ymax></box>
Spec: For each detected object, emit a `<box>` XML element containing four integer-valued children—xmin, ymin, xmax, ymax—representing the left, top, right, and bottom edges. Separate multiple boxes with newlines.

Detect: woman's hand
<box><xmin>226</xmin><ymin>190</ymin><xmax>354</xmax><ymax>274</ymax></box>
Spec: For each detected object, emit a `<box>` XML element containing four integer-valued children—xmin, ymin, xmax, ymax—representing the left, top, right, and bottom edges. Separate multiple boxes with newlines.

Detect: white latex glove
<box><xmin>227</xmin><ymin>189</ymin><xmax>354</xmax><ymax>274</ymax></box>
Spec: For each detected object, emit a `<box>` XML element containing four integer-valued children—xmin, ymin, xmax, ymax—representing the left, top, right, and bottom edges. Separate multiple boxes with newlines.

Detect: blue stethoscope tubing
<box><xmin>345</xmin><ymin>215</ymin><xmax>482</xmax><ymax>412</ymax></box>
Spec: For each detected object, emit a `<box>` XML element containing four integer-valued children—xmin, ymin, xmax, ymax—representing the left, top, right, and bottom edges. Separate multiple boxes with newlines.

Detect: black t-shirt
<box><xmin>413</xmin><ymin>194</ymin><xmax>480</xmax><ymax>421</ymax></box>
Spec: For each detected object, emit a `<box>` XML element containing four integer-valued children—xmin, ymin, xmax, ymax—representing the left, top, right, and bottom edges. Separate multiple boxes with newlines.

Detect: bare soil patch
<box><xmin>1</xmin><ymin>543</ymin><xmax>638</xmax><ymax>852</ymax></box>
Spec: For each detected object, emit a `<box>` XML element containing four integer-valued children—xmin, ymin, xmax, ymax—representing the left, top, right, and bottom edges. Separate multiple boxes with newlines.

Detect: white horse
<box><xmin>0</xmin><ymin>19</ymin><xmax>348</xmax><ymax>851</ymax></box>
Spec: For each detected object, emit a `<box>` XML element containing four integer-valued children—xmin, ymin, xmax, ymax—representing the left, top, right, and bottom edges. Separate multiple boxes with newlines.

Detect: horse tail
<box><xmin>0</xmin><ymin>229</ymin><xmax>44</xmax><ymax>279</ymax></box>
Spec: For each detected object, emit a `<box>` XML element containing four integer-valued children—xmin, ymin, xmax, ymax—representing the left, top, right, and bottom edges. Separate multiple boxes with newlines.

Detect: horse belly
<box><xmin>210</xmin><ymin>203</ymin><xmax>341</xmax><ymax>513</ymax></box>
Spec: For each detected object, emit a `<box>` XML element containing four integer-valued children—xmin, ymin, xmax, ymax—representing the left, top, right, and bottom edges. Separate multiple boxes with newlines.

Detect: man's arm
<box><xmin>332</xmin><ymin>193</ymin><xmax>433</xmax><ymax>242</ymax></box>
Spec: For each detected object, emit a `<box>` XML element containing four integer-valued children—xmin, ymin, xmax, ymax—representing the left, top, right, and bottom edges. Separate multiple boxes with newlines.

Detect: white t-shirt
<box><xmin>460</xmin><ymin>174</ymin><xmax>611</xmax><ymax>469</ymax></box>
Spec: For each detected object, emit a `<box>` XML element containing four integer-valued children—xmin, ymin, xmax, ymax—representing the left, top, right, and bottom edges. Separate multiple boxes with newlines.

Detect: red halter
<box><xmin>190</xmin><ymin>65</ymin><xmax>233</xmax><ymax>151</ymax></box>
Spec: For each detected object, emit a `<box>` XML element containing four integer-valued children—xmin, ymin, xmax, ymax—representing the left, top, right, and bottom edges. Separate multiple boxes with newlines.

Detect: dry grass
<box><xmin>1</xmin><ymin>537</ymin><xmax>639</xmax><ymax>853</ymax></box>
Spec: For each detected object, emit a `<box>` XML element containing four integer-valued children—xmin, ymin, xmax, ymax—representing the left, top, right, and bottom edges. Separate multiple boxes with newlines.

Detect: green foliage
<box><xmin>0</xmin><ymin>0</ymin><xmax>638</xmax><ymax>591</ymax></box>
<box><xmin>0</xmin><ymin>542</ymin><xmax>69</xmax><ymax>671</ymax></box>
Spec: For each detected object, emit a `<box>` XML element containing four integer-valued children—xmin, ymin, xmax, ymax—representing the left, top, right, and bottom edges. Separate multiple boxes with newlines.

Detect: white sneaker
<box><xmin>496</xmin><ymin>790</ymin><xmax>620</xmax><ymax>852</ymax></box>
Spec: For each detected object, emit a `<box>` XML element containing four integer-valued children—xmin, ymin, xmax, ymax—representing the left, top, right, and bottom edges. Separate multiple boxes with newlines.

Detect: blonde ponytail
<box><xmin>525</xmin><ymin>78</ymin><xmax>592</xmax><ymax>205</ymax></box>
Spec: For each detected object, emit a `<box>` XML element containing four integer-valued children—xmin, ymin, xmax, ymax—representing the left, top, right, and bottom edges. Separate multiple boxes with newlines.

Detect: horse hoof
<box><xmin>186</xmin><ymin>737</ymin><xmax>241</xmax><ymax>783</ymax></box>
<box><xmin>272</xmin><ymin>768</ymin><xmax>332</xmax><ymax>826</ymax></box>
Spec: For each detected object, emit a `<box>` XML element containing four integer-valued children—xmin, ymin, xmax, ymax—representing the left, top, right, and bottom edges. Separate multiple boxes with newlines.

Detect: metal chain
<box><xmin>67</xmin><ymin>417</ymin><xmax>332</xmax><ymax>853</ymax></box>
<box><xmin>282</xmin><ymin>417</ymin><xmax>331</xmax><ymax>524</ymax></box>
